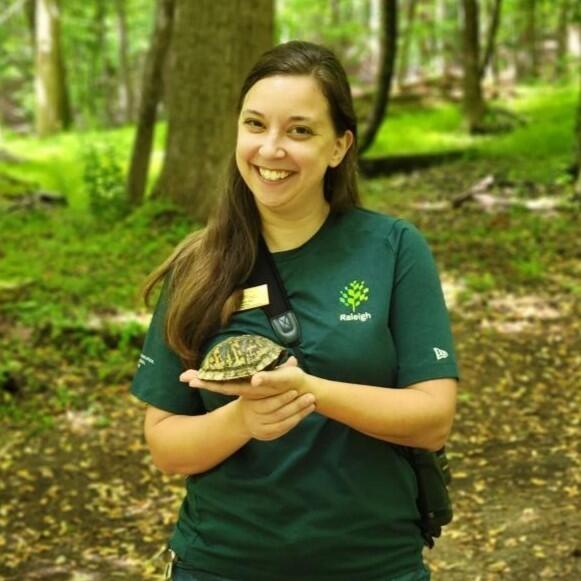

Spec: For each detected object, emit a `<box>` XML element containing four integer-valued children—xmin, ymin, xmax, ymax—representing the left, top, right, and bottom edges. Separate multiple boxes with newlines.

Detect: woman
<box><xmin>131</xmin><ymin>41</ymin><xmax>459</xmax><ymax>581</ymax></box>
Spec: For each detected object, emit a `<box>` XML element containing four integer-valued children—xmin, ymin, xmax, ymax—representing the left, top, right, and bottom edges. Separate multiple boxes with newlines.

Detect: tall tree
<box><xmin>396</xmin><ymin>0</ymin><xmax>417</xmax><ymax>89</ymax></box>
<box><xmin>115</xmin><ymin>0</ymin><xmax>135</xmax><ymax>122</ymax></box>
<box><xmin>461</xmin><ymin>0</ymin><xmax>486</xmax><ymax>133</ymax></box>
<box><xmin>24</xmin><ymin>0</ymin><xmax>36</xmax><ymax>43</ymax></box>
<box><xmin>480</xmin><ymin>0</ymin><xmax>502</xmax><ymax>80</ymax></box>
<box><xmin>152</xmin><ymin>0</ymin><xmax>274</xmax><ymax>221</ymax></box>
<box><xmin>575</xmin><ymin>83</ymin><xmax>581</xmax><ymax>197</ymax></box>
<box><xmin>127</xmin><ymin>0</ymin><xmax>175</xmax><ymax>206</ymax></box>
<box><xmin>34</xmin><ymin>0</ymin><xmax>71</xmax><ymax>136</ymax></box>
<box><xmin>516</xmin><ymin>0</ymin><xmax>538</xmax><ymax>80</ymax></box>
<box><xmin>358</xmin><ymin>0</ymin><xmax>398</xmax><ymax>155</ymax></box>
<box><xmin>555</xmin><ymin>0</ymin><xmax>571</xmax><ymax>78</ymax></box>
<box><xmin>440</xmin><ymin>0</ymin><xmax>460</xmax><ymax>94</ymax></box>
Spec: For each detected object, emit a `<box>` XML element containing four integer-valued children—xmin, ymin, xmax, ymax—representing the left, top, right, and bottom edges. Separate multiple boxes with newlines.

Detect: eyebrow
<box><xmin>242</xmin><ymin>109</ymin><xmax>317</xmax><ymax>123</ymax></box>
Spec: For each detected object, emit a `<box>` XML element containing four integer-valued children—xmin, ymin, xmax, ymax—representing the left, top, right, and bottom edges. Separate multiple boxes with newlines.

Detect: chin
<box><xmin>255</xmin><ymin>197</ymin><xmax>291</xmax><ymax>212</ymax></box>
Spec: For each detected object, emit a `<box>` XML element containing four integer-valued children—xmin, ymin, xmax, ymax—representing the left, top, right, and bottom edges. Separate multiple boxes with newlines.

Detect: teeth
<box><xmin>258</xmin><ymin>167</ymin><xmax>292</xmax><ymax>181</ymax></box>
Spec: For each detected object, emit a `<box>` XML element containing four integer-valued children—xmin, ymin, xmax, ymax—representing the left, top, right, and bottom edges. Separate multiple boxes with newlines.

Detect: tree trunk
<box><xmin>115</xmin><ymin>0</ymin><xmax>135</xmax><ymax>123</ymax></box>
<box><xmin>87</xmin><ymin>0</ymin><xmax>107</xmax><ymax>122</ymax></box>
<box><xmin>127</xmin><ymin>0</ymin><xmax>175</xmax><ymax>207</ymax></box>
<box><xmin>517</xmin><ymin>0</ymin><xmax>538</xmax><ymax>80</ymax></box>
<box><xmin>358</xmin><ymin>0</ymin><xmax>398</xmax><ymax>155</ymax></box>
<box><xmin>480</xmin><ymin>0</ymin><xmax>502</xmax><ymax>80</ymax></box>
<box><xmin>417</xmin><ymin>2</ymin><xmax>432</xmax><ymax>83</ymax></box>
<box><xmin>329</xmin><ymin>0</ymin><xmax>350</xmax><ymax>64</ymax></box>
<box><xmin>25</xmin><ymin>0</ymin><xmax>36</xmax><ymax>44</ymax></box>
<box><xmin>525</xmin><ymin>0</ymin><xmax>538</xmax><ymax>78</ymax></box>
<box><xmin>34</xmin><ymin>0</ymin><xmax>71</xmax><ymax>136</ymax></box>
<box><xmin>396</xmin><ymin>0</ymin><xmax>417</xmax><ymax>89</ymax></box>
<box><xmin>555</xmin><ymin>0</ymin><xmax>570</xmax><ymax>79</ymax></box>
<box><xmin>330</xmin><ymin>0</ymin><xmax>341</xmax><ymax>26</ymax></box>
<box><xmin>152</xmin><ymin>0</ymin><xmax>274</xmax><ymax>221</ymax></box>
<box><xmin>368</xmin><ymin>0</ymin><xmax>383</xmax><ymax>80</ymax></box>
<box><xmin>575</xmin><ymin>82</ymin><xmax>581</xmax><ymax>197</ymax></box>
<box><xmin>461</xmin><ymin>0</ymin><xmax>486</xmax><ymax>133</ymax></box>
<box><xmin>441</xmin><ymin>0</ymin><xmax>459</xmax><ymax>94</ymax></box>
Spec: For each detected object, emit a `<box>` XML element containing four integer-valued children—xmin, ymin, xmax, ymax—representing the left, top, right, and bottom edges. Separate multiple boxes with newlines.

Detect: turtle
<box><xmin>197</xmin><ymin>334</ymin><xmax>289</xmax><ymax>381</ymax></box>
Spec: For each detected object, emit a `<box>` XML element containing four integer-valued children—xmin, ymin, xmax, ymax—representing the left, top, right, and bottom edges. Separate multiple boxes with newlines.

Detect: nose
<box><xmin>258</xmin><ymin>132</ymin><xmax>286</xmax><ymax>159</ymax></box>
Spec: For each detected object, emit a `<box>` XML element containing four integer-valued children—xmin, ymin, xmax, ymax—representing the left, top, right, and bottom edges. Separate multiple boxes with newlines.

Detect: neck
<box><xmin>260</xmin><ymin>200</ymin><xmax>330</xmax><ymax>252</ymax></box>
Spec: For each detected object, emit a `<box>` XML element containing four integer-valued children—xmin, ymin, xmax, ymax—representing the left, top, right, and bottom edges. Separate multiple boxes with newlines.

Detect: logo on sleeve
<box><xmin>339</xmin><ymin>280</ymin><xmax>372</xmax><ymax>322</ymax></box>
<box><xmin>138</xmin><ymin>353</ymin><xmax>155</xmax><ymax>368</ymax></box>
<box><xmin>433</xmin><ymin>347</ymin><xmax>449</xmax><ymax>360</ymax></box>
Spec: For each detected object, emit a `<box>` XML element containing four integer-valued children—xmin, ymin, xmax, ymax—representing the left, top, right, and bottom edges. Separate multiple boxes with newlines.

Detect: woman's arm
<box><xmin>309</xmin><ymin>376</ymin><xmax>457</xmax><ymax>451</ymax></box>
<box><xmin>144</xmin><ymin>382</ymin><xmax>317</xmax><ymax>476</ymax></box>
<box><xmin>182</xmin><ymin>363</ymin><xmax>457</xmax><ymax>451</ymax></box>
<box><xmin>144</xmin><ymin>402</ymin><xmax>251</xmax><ymax>476</ymax></box>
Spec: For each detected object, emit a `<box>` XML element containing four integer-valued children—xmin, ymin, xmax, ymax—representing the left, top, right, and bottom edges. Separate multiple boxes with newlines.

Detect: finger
<box><xmin>188</xmin><ymin>377</ymin><xmax>250</xmax><ymax>396</ymax></box>
<box><xmin>251</xmin><ymin>356</ymin><xmax>298</xmax><ymax>387</ymax></box>
<box><xmin>262</xmin><ymin>392</ymin><xmax>316</xmax><ymax>424</ymax></box>
<box><xmin>260</xmin><ymin>400</ymin><xmax>316</xmax><ymax>440</ymax></box>
<box><xmin>179</xmin><ymin>369</ymin><xmax>198</xmax><ymax>382</ymax></box>
<box><xmin>253</xmin><ymin>390</ymin><xmax>299</xmax><ymax>414</ymax></box>
<box><xmin>252</xmin><ymin>364</ymin><xmax>298</xmax><ymax>389</ymax></box>
<box><xmin>277</xmin><ymin>356</ymin><xmax>298</xmax><ymax>368</ymax></box>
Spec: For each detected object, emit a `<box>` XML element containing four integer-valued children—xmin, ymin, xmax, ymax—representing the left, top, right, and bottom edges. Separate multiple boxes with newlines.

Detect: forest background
<box><xmin>0</xmin><ymin>0</ymin><xmax>579</xmax><ymax>579</ymax></box>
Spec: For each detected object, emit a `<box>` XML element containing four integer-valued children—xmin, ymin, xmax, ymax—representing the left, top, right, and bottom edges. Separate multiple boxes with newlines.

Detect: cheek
<box><xmin>235</xmin><ymin>140</ymin><xmax>255</xmax><ymax>177</ymax></box>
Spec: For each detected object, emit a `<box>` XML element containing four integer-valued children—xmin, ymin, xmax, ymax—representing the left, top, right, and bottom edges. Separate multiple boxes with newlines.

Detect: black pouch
<box><xmin>407</xmin><ymin>447</ymin><xmax>453</xmax><ymax>548</ymax></box>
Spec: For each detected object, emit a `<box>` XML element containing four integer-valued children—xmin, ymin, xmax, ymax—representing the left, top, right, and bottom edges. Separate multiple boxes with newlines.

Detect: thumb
<box><xmin>278</xmin><ymin>355</ymin><xmax>298</xmax><ymax>368</ymax></box>
<box><xmin>252</xmin><ymin>355</ymin><xmax>299</xmax><ymax>387</ymax></box>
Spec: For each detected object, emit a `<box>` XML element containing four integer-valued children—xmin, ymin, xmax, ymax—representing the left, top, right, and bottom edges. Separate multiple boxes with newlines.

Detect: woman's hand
<box><xmin>234</xmin><ymin>389</ymin><xmax>316</xmax><ymax>441</ymax></box>
<box><xmin>179</xmin><ymin>356</ymin><xmax>311</xmax><ymax>400</ymax></box>
<box><xmin>179</xmin><ymin>357</ymin><xmax>317</xmax><ymax>441</ymax></box>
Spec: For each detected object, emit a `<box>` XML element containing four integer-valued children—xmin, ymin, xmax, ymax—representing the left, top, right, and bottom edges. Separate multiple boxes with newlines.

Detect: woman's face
<box><xmin>235</xmin><ymin>75</ymin><xmax>353</xmax><ymax>216</ymax></box>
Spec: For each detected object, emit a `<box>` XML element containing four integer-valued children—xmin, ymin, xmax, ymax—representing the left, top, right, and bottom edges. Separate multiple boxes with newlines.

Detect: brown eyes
<box><xmin>243</xmin><ymin>119</ymin><xmax>313</xmax><ymax>136</ymax></box>
<box><xmin>291</xmin><ymin>126</ymin><xmax>314</xmax><ymax>136</ymax></box>
<box><xmin>243</xmin><ymin>119</ymin><xmax>263</xmax><ymax>129</ymax></box>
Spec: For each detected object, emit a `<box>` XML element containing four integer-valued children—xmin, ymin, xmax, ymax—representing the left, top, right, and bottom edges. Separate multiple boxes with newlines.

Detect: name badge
<box><xmin>238</xmin><ymin>284</ymin><xmax>270</xmax><ymax>311</ymax></box>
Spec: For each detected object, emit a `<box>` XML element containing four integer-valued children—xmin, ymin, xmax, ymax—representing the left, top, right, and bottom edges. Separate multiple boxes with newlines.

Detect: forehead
<box><xmin>241</xmin><ymin>75</ymin><xmax>330</xmax><ymax>121</ymax></box>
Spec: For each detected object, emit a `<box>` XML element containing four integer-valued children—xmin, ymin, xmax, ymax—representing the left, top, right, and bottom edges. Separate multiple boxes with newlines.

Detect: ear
<box><xmin>329</xmin><ymin>130</ymin><xmax>354</xmax><ymax>168</ymax></box>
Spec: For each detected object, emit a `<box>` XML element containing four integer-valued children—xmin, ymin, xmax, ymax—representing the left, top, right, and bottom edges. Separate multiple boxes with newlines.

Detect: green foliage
<box><xmin>0</xmin><ymin>8</ymin><xmax>34</xmax><ymax>128</ymax></box>
<box><xmin>276</xmin><ymin>0</ymin><xmax>371</xmax><ymax>75</ymax></box>
<box><xmin>0</xmin><ymin>123</ymin><xmax>167</xmax><ymax>210</ymax></box>
<box><xmin>61</xmin><ymin>0</ymin><xmax>155</xmax><ymax>128</ymax></box>
<box><xmin>465</xmin><ymin>272</ymin><xmax>497</xmax><ymax>293</ymax></box>
<box><xmin>511</xmin><ymin>256</ymin><xmax>544</xmax><ymax>283</ymax></box>
<box><xmin>0</xmin><ymin>198</ymin><xmax>192</xmax><ymax>331</ymax></box>
<box><xmin>364</xmin><ymin>101</ymin><xmax>471</xmax><ymax>156</ymax></box>
<box><xmin>474</xmin><ymin>85</ymin><xmax>577</xmax><ymax>183</ymax></box>
<box><xmin>365</xmin><ymin>84</ymin><xmax>577</xmax><ymax>184</ymax></box>
<box><xmin>81</xmin><ymin>141</ymin><xmax>129</xmax><ymax>221</ymax></box>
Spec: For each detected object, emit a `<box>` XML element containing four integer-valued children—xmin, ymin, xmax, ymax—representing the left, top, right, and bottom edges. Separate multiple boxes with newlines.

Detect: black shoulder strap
<box><xmin>245</xmin><ymin>236</ymin><xmax>302</xmax><ymax>348</ymax></box>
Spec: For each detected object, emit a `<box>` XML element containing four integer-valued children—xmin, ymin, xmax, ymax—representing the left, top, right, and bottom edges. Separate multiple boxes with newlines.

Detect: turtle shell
<box><xmin>198</xmin><ymin>334</ymin><xmax>288</xmax><ymax>381</ymax></box>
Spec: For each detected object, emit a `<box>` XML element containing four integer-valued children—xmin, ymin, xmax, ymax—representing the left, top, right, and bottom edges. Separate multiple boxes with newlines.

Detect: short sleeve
<box><xmin>130</xmin><ymin>278</ymin><xmax>205</xmax><ymax>415</ymax></box>
<box><xmin>388</xmin><ymin>221</ymin><xmax>460</xmax><ymax>388</ymax></box>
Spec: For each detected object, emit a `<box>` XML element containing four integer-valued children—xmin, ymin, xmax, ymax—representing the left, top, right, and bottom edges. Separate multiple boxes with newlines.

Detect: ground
<box><xmin>0</xmin><ymin>162</ymin><xmax>579</xmax><ymax>580</ymax></box>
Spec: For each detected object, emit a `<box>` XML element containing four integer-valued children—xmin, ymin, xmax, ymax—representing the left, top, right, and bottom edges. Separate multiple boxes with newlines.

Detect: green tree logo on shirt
<box><xmin>339</xmin><ymin>280</ymin><xmax>370</xmax><ymax>312</ymax></box>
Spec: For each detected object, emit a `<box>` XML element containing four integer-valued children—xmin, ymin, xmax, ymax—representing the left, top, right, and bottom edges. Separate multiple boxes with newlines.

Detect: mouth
<box><xmin>254</xmin><ymin>165</ymin><xmax>296</xmax><ymax>184</ymax></box>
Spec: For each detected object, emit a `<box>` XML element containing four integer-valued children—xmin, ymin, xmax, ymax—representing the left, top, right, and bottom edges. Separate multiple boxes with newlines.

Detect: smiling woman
<box><xmin>130</xmin><ymin>40</ymin><xmax>459</xmax><ymax>581</ymax></box>
<box><xmin>235</xmin><ymin>75</ymin><xmax>353</xmax><ymax>234</ymax></box>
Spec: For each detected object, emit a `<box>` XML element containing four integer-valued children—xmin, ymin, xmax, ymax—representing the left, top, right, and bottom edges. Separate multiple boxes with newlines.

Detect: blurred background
<box><xmin>0</xmin><ymin>0</ymin><xmax>579</xmax><ymax>579</ymax></box>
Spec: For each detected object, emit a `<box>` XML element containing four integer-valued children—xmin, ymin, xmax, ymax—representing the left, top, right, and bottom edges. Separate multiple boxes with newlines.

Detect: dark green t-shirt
<box><xmin>131</xmin><ymin>208</ymin><xmax>459</xmax><ymax>580</ymax></box>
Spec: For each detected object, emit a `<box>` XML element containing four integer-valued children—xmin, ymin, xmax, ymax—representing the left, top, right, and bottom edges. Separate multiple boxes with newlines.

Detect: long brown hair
<box><xmin>141</xmin><ymin>41</ymin><xmax>361</xmax><ymax>368</ymax></box>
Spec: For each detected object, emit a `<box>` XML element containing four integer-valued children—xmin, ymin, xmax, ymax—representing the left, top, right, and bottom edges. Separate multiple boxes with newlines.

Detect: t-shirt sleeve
<box><xmin>130</xmin><ymin>278</ymin><xmax>205</xmax><ymax>415</ymax></box>
<box><xmin>388</xmin><ymin>220</ymin><xmax>460</xmax><ymax>388</ymax></box>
